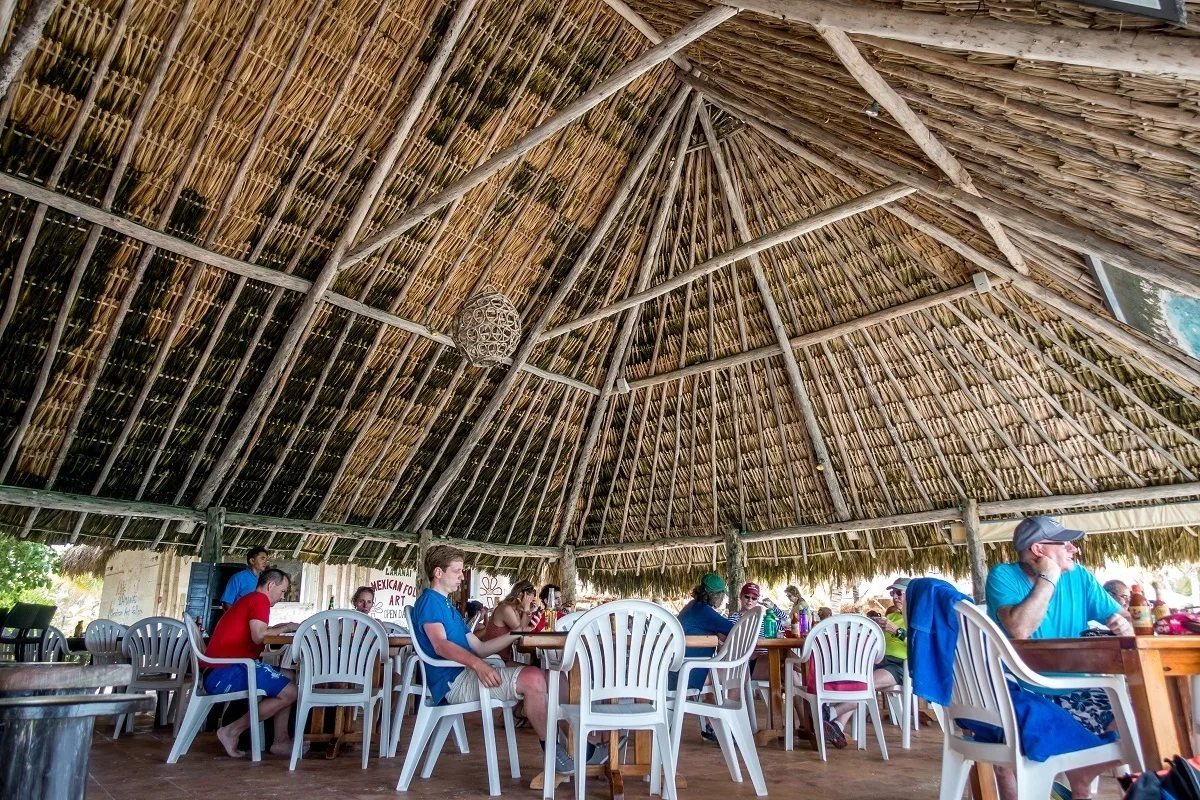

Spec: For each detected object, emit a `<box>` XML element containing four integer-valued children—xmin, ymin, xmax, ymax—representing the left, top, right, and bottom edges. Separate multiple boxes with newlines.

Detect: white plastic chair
<box><xmin>386</xmin><ymin>619</ymin><xmax>426</xmax><ymax>758</ymax></box>
<box><xmin>84</xmin><ymin>619</ymin><xmax>127</xmax><ymax>666</ymax></box>
<box><xmin>168</xmin><ymin>616</ymin><xmax>266</xmax><ymax>763</ymax></box>
<box><xmin>543</xmin><ymin>599</ymin><xmax>686</xmax><ymax>800</ymax></box>
<box><xmin>938</xmin><ymin>601</ymin><xmax>1143</xmax><ymax>800</ymax></box>
<box><xmin>43</xmin><ymin>626</ymin><xmax>87</xmax><ymax>663</ymax></box>
<box><xmin>879</xmin><ymin>659</ymin><xmax>919</xmax><ymax>749</ymax></box>
<box><xmin>290</xmin><ymin>609</ymin><xmax>391</xmax><ymax>770</ymax></box>
<box><xmin>671</xmin><ymin>606</ymin><xmax>766</xmax><ymax>796</ymax></box>
<box><xmin>396</xmin><ymin>606</ymin><xmax>520</xmax><ymax>796</ymax></box>
<box><xmin>785</xmin><ymin>614</ymin><xmax>889</xmax><ymax>761</ymax></box>
<box><xmin>114</xmin><ymin>616</ymin><xmax>191</xmax><ymax>738</ymax></box>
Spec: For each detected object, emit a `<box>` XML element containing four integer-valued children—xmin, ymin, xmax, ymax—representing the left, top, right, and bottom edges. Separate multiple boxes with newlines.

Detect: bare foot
<box><xmin>216</xmin><ymin>725</ymin><xmax>246</xmax><ymax>758</ymax></box>
<box><xmin>271</xmin><ymin>739</ymin><xmax>309</xmax><ymax>758</ymax></box>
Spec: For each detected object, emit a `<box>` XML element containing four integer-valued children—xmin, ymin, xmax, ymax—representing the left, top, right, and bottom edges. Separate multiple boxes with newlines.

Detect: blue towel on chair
<box><xmin>906</xmin><ymin>578</ymin><xmax>971</xmax><ymax>706</ymax></box>
<box><xmin>956</xmin><ymin>682</ymin><xmax>1119</xmax><ymax>763</ymax></box>
<box><xmin>906</xmin><ymin>578</ymin><xmax>1120</xmax><ymax>763</ymax></box>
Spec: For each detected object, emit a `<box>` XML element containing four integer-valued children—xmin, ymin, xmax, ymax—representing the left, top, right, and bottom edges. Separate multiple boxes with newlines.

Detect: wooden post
<box><xmin>415</xmin><ymin>529</ymin><xmax>433</xmax><ymax>592</ymax></box>
<box><xmin>202</xmin><ymin>506</ymin><xmax>225</xmax><ymax>565</ymax></box>
<box><xmin>964</xmin><ymin>499</ymin><xmax>987</xmax><ymax>604</ymax></box>
<box><xmin>561</xmin><ymin>545</ymin><xmax>578</xmax><ymax>608</ymax></box>
<box><xmin>725</xmin><ymin>529</ymin><xmax>745</xmax><ymax>600</ymax></box>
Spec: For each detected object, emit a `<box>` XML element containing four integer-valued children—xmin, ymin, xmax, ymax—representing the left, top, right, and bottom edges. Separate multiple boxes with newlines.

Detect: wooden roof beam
<box><xmin>713</xmin><ymin>0</ymin><xmax>1200</xmax><ymax>80</ymax></box>
<box><xmin>626</xmin><ymin>280</ymin><xmax>979</xmax><ymax>389</ymax></box>
<box><xmin>0</xmin><ymin>172</ymin><xmax>595</xmax><ymax>400</ymax></box>
<box><xmin>539</xmin><ymin>182</ymin><xmax>915</xmax><ymax>341</ymax></box>
<box><xmin>338</xmin><ymin>6</ymin><xmax>736</xmax><ymax>273</ymax></box>
<box><xmin>691</xmin><ymin>74</ymin><xmax>1200</xmax><ymax>297</ymax></box>
<box><xmin>814</xmin><ymin>26</ymin><xmax>1028</xmax><ymax>276</ymax></box>
<box><xmin>0</xmin><ymin>0</ymin><xmax>61</xmax><ymax>101</ymax></box>
<box><xmin>698</xmin><ymin>102</ymin><xmax>851</xmax><ymax>521</ymax></box>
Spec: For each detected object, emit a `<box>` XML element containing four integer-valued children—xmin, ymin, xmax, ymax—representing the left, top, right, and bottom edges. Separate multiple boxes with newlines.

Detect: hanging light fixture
<box><xmin>451</xmin><ymin>286</ymin><xmax>522</xmax><ymax>368</ymax></box>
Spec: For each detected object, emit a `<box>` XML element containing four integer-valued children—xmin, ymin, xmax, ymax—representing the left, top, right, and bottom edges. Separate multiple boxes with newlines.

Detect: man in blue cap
<box><xmin>986</xmin><ymin>516</ymin><xmax>1133</xmax><ymax>800</ymax></box>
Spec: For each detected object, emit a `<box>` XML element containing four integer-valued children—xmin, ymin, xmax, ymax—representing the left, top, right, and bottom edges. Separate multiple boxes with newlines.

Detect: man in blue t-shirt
<box><xmin>985</xmin><ymin>516</ymin><xmax>1133</xmax><ymax>800</ymax></box>
<box><xmin>221</xmin><ymin>546</ymin><xmax>271</xmax><ymax>609</ymax></box>
<box><xmin>413</xmin><ymin>545</ymin><xmax>579</xmax><ymax>774</ymax></box>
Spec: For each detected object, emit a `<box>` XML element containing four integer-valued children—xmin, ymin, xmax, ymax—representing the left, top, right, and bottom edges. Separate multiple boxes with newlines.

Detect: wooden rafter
<box><xmin>814</xmin><ymin>26</ymin><xmax>1028</xmax><ymax>276</ymax></box>
<box><xmin>699</xmin><ymin>101</ymin><xmax>850</xmax><ymax>521</ymax></box>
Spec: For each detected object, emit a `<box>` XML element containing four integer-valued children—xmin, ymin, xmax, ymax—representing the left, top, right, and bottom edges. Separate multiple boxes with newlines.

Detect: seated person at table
<box><xmin>676</xmin><ymin>573</ymin><xmax>735</xmax><ymax>742</ymax></box>
<box><xmin>729</xmin><ymin>582</ymin><xmax>789</xmax><ymax>681</ymax></box>
<box><xmin>822</xmin><ymin>577</ymin><xmax>910</xmax><ymax>749</ymax></box>
<box><xmin>463</xmin><ymin>600</ymin><xmax>488</xmax><ymax>634</ymax></box>
<box><xmin>221</xmin><ymin>546</ymin><xmax>270</xmax><ymax>609</ymax></box>
<box><xmin>204</xmin><ymin>568</ymin><xmax>301</xmax><ymax>758</ymax></box>
<box><xmin>482</xmin><ymin>579</ymin><xmax>539</xmax><ymax>663</ymax></box>
<box><xmin>1103</xmin><ymin>579</ymin><xmax>1132</xmax><ymax>620</ymax></box>
<box><xmin>352</xmin><ymin>586</ymin><xmax>375</xmax><ymax>615</ymax></box>
<box><xmin>414</xmin><ymin>546</ymin><xmax>593</xmax><ymax>773</ymax></box>
<box><xmin>816</xmin><ymin>606</ymin><xmax>833</xmax><ymax>622</ymax></box>
<box><xmin>530</xmin><ymin>583</ymin><xmax>572</xmax><ymax>631</ymax></box>
<box><xmin>986</xmin><ymin>516</ymin><xmax>1133</xmax><ymax>800</ymax></box>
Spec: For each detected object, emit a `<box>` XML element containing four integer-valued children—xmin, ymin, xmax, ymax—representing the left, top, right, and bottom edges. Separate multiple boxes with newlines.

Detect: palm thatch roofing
<box><xmin>0</xmin><ymin>0</ymin><xmax>1199</xmax><ymax>593</ymax></box>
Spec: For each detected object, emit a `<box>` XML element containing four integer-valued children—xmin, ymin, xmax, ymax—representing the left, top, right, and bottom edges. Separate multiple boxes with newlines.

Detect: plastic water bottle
<box><xmin>763</xmin><ymin>612</ymin><xmax>777</xmax><ymax>639</ymax></box>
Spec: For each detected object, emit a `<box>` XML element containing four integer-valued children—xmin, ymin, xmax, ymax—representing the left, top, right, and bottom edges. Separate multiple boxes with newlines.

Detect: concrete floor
<box><xmin>84</xmin><ymin>709</ymin><xmax>1125</xmax><ymax>800</ymax></box>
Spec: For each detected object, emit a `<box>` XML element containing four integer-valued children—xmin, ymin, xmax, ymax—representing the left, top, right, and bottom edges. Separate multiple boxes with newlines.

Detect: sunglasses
<box><xmin>888</xmin><ymin>589</ymin><xmax>903</xmax><ymax>597</ymax></box>
<box><xmin>742</xmin><ymin>594</ymin><xmax>758</xmax><ymax>600</ymax></box>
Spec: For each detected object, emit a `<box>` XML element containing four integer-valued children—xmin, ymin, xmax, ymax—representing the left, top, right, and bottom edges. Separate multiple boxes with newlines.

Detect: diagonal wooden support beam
<box><xmin>712</xmin><ymin>0</ymin><xmax>1200</xmax><ymax>80</ymax></box>
<box><xmin>697</xmin><ymin>102</ymin><xmax>850</xmax><ymax>521</ymax></box>
<box><xmin>0</xmin><ymin>0</ymin><xmax>61</xmax><ymax>101</ymax></box>
<box><xmin>190</xmin><ymin>0</ymin><xmax>480</xmax><ymax>511</ymax></box>
<box><xmin>539</xmin><ymin>182</ymin><xmax>915</xmax><ymax>340</ymax></box>
<box><xmin>339</xmin><ymin>6</ymin><xmax>736</xmax><ymax>274</ymax></box>
<box><xmin>403</xmin><ymin>82</ymin><xmax>702</xmax><ymax>535</ymax></box>
<box><xmin>815</xmin><ymin>26</ymin><xmax>1027</xmax><ymax>276</ymax></box>
<box><xmin>551</xmin><ymin>92</ymin><xmax>702</xmax><ymax>547</ymax></box>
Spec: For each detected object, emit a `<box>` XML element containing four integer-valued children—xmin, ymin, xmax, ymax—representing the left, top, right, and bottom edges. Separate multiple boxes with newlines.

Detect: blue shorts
<box><xmin>204</xmin><ymin>662</ymin><xmax>291</xmax><ymax>698</ymax></box>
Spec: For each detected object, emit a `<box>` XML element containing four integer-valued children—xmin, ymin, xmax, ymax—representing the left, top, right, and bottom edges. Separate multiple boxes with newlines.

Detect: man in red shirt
<box><xmin>204</xmin><ymin>568</ymin><xmax>300</xmax><ymax>758</ymax></box>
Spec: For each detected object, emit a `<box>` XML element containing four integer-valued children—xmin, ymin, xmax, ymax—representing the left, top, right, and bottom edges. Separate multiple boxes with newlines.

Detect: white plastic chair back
<box><xmin>714</xmin><ymin>606</ymin><xmax>763</xmax><ymax>700</ymax></box>
<box><xmin>945</xmin><ymin>601</ymin><xmax>1018</xmax><ymax>749</ymax></box>
<box><xmin>42</xmin><ymin>626</ymin><xmax>73</xmax><ymax>662</ymax></box>
<box><xmin>383</xmin><ymin>620</ymin><xmax>408</xmax><ymax>635</ymax></box>
<box><xmin>405</xmin><ymin>605</ymin><xmax>464</xmax><ymax>683</ymax></box>
<box><xmin>123</xmin><ymin>617</ymin><xmax>190</xmax><ymax>681</ymax></box>
<box><xmin>181</xmin><ymin>616</ymin><xmax>208</xmax><ymax>696</ymax></box>
<box><xmin>802</xmin><ymin>614</ymin><xmax>884</xmax><ymax>694</ymax></box>
<box><xmin>563</xmin><ymin>600</ymin><xmax>685</xmax><ymax>707</ymax></box>
<box><xmin>294</xmin><ymin>609</ymin><xmax>386</xmax><ymax>695</ymax></box>
<box><xmin>85</xmin><ymin>619</ymin><xmax>127</xmax><ymax>665</ymax></box>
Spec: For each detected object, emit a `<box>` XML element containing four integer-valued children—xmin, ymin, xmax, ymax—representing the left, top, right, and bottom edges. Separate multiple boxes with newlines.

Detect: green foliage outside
<box><xmin>0</xmin><ymin>535</ymin><xmax>59</xmax><ymax>608</ymax></box>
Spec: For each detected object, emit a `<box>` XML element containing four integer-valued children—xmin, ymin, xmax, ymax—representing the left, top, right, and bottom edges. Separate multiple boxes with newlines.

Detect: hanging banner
<box><xmin>368</xmin><ymin>572</ymin><xmax>419</xmax><ymax>622</ymax></box>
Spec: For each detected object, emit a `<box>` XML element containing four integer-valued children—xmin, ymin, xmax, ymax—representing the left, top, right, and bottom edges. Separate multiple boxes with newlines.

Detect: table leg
<box><xmin>1167</xmin><ymin>676</ymin><xmax>1195</xmax><ymax>759</ymax></box>
<box><xmin>969</xmin><ymin>763</ymin><xmax>1000</xmax><ymax>800</ymax></box>
<box><xmin>1122</xmin><ymin>648</ymin><xmax>1181</xmax><ymax>769</ymax></box>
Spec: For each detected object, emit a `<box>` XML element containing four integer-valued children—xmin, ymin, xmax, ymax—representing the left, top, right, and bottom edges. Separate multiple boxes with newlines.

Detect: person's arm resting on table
<box><xmin>248</xmin><ymin>618</ymin><xmax>299</xmax><ymax>645</ymax></box>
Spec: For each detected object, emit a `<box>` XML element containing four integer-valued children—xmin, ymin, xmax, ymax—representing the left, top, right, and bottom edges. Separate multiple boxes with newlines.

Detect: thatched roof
<box><xmin>0</xmin><ymin>0</ymin><xmax>1199</xmax><ymax>592</ymax></box>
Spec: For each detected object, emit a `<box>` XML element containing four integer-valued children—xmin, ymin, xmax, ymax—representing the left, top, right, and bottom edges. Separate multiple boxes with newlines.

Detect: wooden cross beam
<box><xmin>538</xmin><ymin>182</ymin><xmax>915</xmax><ymax>341</ymax></box>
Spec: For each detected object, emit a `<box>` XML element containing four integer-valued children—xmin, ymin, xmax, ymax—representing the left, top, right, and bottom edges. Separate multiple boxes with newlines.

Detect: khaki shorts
<box><xmin>445</xmin><ymin>665</ymin><xmax>525</xmax><ymax>705</ymax></box>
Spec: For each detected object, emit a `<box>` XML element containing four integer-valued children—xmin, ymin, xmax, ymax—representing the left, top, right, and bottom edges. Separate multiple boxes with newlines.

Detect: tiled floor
<box><xmin>84</xmin><ymin>710</ymin><xmax>1125</xmax><ymax>799</ymax></box>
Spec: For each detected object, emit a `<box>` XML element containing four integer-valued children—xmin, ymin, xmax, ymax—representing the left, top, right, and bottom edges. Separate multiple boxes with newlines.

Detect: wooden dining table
<box><xmin>262</xmin><ymin>632</ymin><xmax>411</xmax><ymax>758</ymax></box>
<box><xmin>969</xmin><ymin>634</ymin><xmax>1200</xmax><ymax>799</ymax></box>
<box><xmin>519</xmin><ymin>632</ymin><xmax>719</xmax><ymax>800</ymax></box>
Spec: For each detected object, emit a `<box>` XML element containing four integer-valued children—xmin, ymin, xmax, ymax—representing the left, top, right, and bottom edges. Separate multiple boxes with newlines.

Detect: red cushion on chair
<box><xmin>804</xmin><ymin>657</ymin><xmax>869</xmax><ymax>692</ymax></box>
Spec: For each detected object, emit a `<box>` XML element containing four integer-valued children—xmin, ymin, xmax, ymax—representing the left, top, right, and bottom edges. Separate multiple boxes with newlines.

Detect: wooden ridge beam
<box><xmin>814</xmin><ymin>25</ymin><xmax>1028</xmax><ymax>275</ymax></box>
<box><xmin>713</xmin><ymin>0</ymin><xmax>1200</xmax><ymax>80</ymax></box>
<box><xmin>0</xmin><ymin>171</ymin><xmax>595</xmax><ymax>394</ymax></box>
<box><xmin>539</xmin><ymin>182</ymin><xmax>915</xmax><ymax>341</ymax></box>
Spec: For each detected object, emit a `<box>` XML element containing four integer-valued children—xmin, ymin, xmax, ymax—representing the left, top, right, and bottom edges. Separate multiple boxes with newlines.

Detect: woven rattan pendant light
<box><xmin>452</xmin><ymin>286</ymin><xmax>521</xmax><ymax>367</ymax></box>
